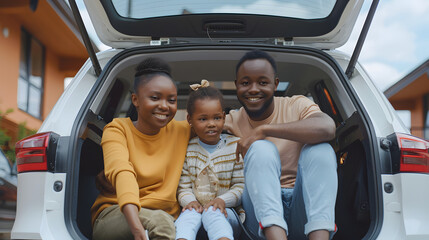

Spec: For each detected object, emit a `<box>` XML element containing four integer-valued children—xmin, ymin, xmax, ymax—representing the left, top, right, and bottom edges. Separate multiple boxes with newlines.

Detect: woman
<box><xmin>91</xmin><ymin>58</ymin><xmax>191</xmax><ymax>240</ymax></box>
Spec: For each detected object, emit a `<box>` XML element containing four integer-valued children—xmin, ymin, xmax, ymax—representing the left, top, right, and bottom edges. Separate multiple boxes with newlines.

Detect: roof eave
<box><xmin>384</xmin><ymin>59</ymin><xmax>429</xmax><ymax>99</ymax></box>
<box><xmin>48</xmin><ymin>0</ymin><xmax>99</xmax><ymax>53</ymax></box>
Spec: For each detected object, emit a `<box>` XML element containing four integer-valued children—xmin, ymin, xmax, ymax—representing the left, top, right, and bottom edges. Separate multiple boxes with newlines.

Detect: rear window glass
<box><xmin>111</xmin><ymin>0</ymin><xmax>337</xmax><ymax>20</ymax></box>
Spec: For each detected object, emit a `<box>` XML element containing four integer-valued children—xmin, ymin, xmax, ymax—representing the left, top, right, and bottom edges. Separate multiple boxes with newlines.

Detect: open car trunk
<box><xmin>70</xmin><ymin>46</ymin><xmax>379</xmax><ymax>240</ymax></box>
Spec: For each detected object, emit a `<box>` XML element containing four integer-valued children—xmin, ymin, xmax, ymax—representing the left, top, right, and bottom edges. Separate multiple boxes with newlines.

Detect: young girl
<box><xmin>175</xmin><ymin>80</ymin><xmax>244</xmax><ymax>240</ymax></box>
<box><xmin>91</xmin><ymin>58</ymin><xmax>191</xmax><ymax>240</ymax></box>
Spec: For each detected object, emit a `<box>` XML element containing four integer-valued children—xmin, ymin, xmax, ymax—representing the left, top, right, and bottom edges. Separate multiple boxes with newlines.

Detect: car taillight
<box><xmin>388</xmin><ymin>133</ymin><xmax>429</xmax><ymax>174</ymax></box>
<box><xmin>15</xmin><ymin>132</ymin><xmax>59</xmax><ymax>173</ymax></box>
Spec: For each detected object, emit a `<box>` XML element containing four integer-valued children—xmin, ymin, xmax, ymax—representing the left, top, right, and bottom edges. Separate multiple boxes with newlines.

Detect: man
<box><xmin>224</xmin><ymin>50</ymin><xmax>338</xmax><ymax>240</ymax></box>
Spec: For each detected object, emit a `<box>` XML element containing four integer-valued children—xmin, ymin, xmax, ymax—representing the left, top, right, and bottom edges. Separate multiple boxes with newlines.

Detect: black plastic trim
<box><xmin>386</xmin><ymin>133</ymin><xmax>401</xmax><ymax>174</ymax></box>
<box><xmin>46</xmin><ymin>132</ymin><xmax>59</xmax><ymax>172</ymax></box>
<box><xmin>53</xmin><ymin>136</ymin><xmax>71</xmax><ymax>173</ymax></box>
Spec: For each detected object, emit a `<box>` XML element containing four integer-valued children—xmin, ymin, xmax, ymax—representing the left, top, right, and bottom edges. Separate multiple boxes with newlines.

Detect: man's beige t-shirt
<box><xmin>224</xmin><ymin>96</ymin><xmax>322</xmax><ymax>188</ymax></box>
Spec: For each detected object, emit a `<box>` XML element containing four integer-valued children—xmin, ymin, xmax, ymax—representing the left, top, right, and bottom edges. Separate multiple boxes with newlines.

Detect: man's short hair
<box><xmin>235</xmin><ymin>50</ymin><xmax>277</xmax><ymax>75</ymax></box>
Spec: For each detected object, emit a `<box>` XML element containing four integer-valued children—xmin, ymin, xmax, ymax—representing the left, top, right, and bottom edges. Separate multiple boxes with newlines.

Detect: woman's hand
<box><xmin>122</xmin><ymin>204</ymin><xmax>148</xmax><ymax>240</ymax></box>
<box><xmin>183</xmin><ymin>201</ymin><xmax>203</xmax><ymax>213</ymax></box>
<box><xmin>131</xmin><ymin>230</ymin><xmax>148</xmax><ymax>240</ymax></box>
<box><xmin>203</xmin><ymin>198</ymin><xmax>227</xmax><ymax>217</ymax></box>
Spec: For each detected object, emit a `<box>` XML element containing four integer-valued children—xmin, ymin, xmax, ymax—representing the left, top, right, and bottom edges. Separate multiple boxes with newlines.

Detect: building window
<box><xmin>424</xmin><ymin>94</ymin><xmax>429</xmax><ymax>140</ymax></box>
<box><xmin>17</xmin><ymin>29</ymin><xmax>44</xmax><ymax>119</ymax></box>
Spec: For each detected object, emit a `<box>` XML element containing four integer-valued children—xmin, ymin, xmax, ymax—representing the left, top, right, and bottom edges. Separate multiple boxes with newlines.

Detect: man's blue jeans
<box><xmin>242</xmin><ymin>140</ymin><xmax>337</xmax><ymax>239</ymax></box>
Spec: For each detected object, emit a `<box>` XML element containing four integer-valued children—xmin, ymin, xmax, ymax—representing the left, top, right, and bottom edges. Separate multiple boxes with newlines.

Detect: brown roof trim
<box><xmin>47</xmin><ymin>0</ymin><xmax>99</xmax><ymax>52</ymax></box>
<box><xmin>384</xmin><ymin>59</ymin><xmax>429</xmax><ymax>98</ymax></box>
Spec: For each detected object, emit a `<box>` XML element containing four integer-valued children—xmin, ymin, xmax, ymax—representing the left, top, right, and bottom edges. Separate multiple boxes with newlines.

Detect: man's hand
<box><xmin>236</xmin><ymin>125</ymin><xmax>266</xmax><ymax>160</ymax></box>
<box><xmin>183</xmin><ymin>201</ymin><xmax>203</xmax><ymax>213</ymax></box>
<box><xmin>203</xmin><ymin>198</ymin><xmax>227</xmax><ymax>217</ymax></box>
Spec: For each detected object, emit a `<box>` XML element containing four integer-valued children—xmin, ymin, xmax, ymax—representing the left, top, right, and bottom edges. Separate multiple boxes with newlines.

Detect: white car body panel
<box><xmin>12</xmin><ymin>173</ymin><xmax>71</xmax><ymax>240</ymax></box>
<box><xmin>378</xmin><ymin>174</ymin><xmax>429</xmax><ymax>239</ymax></box>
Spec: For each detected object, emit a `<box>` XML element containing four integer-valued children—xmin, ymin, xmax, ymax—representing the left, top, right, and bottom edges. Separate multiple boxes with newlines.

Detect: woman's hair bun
<box><xmin>135</xmin><ymin>57</ymin><xmax>171</xmax><ymax>78</ymax></box>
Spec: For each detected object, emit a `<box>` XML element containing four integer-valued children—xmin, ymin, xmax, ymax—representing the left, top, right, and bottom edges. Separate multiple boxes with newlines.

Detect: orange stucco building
<box><xmin>384</xmin><ymin>60</ymin><xmax>429</xmax><ymax>140</ymax></box>
<box><xmin>0</xmin><ymin>0</ymin><xmax>92</xmax><ymax>147</ymax></box>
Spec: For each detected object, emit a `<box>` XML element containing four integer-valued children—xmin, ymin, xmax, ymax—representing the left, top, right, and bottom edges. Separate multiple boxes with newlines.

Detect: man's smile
<box><xmin>247</xmin><ymin>97</ymin><xmax>262</xmax><ymax>102</ymax></box>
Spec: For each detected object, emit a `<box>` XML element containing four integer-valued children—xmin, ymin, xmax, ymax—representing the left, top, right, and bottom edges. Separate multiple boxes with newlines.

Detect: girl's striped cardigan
<box><xmin>177</xmin><ymin>134</ymin><xmax>244</xmax><ymax>209</ymax></box>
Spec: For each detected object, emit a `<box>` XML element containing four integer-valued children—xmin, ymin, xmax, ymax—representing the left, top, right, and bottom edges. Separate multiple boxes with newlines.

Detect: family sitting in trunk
<box><xmin>91</xmin><ymin>50</ymin><xmax>337</xmax><ymax>240</ymax></box>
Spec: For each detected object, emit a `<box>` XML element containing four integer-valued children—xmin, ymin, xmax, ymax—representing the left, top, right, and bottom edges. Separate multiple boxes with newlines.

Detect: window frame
<box><xmin>18</xmin><ymin>28</ymin><xmax>45</xmax><ymax>120</ymax></box>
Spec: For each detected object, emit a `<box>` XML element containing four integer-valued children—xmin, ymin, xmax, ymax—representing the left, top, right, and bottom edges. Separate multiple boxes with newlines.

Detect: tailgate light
<box><xmin>389</xmin><ymin>133</ymin><xmax>429</xmax><ymax>173</ymax></box>
<box><xmin>15</xmin><ymin>132</ymin><xmax>59</xmax><ymax>173</ymax></box>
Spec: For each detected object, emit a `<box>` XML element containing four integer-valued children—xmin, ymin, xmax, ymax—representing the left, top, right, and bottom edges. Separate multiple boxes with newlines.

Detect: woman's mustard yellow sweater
<box><xmin>91</xmin><ymin>118</ymin><xmax>190</xmax><ymax>225</ymax></box>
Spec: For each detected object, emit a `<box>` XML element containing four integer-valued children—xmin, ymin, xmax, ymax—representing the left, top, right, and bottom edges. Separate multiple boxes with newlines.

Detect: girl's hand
<box><xmin>183</xmin><ymin>201</ymin><xmax>203</xmax><ymax>213</ymax></box>
<box><xmin>203</xmin><ymin>198</ymin><xmax>227</xmax><ymax>217</ymax></box>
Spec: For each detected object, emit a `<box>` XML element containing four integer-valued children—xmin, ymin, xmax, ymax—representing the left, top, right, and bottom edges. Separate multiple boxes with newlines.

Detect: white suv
<box><xmin>12</xmin><ymin>0</ymin><xmax>429</xmax><ymax>239</ymax></box>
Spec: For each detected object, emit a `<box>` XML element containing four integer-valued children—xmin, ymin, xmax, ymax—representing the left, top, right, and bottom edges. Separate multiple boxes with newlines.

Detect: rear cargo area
<box><xmin>72</xmin><ymin>48</ymin><xmax>377</xmax><ymax>240</ymax></box>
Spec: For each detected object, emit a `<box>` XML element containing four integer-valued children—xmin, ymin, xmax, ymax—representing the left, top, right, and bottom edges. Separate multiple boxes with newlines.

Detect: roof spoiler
<box><xmin>69</xmin><ymin>0</ymin><xmax>102</xmax><ymax>77</ymax></box>
<box><xmin>345</xmin><ymin>0</ymin><xmax>379</xmax><ymax>79</ymax></box>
